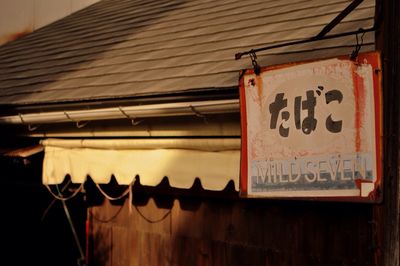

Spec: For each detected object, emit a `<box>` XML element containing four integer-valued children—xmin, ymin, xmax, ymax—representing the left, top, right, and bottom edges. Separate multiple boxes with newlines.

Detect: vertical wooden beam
<box><xmin>375</xmin><ymin>0</ymin><xmax>400</xmax><ymax>265</ymax></box>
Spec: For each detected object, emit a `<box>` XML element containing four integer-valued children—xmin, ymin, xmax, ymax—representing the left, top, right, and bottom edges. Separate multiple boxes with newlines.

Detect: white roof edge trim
<box><xmin>42</xmin><ymin>138</ymin><xmax>241</xmax><ymax>191</ymax></box>
<box><xmin>0</xmin><ymin>99</ymin><xmax>239</xmax><ymax>125</ymax></box>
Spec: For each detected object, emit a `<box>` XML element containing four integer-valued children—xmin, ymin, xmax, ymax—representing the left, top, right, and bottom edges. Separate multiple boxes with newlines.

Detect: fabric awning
<box><xmin>42</xmin><ymin>138</ymin><xmax>240</xmax><ymax>191</ymax></box>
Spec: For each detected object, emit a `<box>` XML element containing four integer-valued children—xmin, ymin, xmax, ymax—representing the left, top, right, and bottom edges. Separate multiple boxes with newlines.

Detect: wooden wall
<box><xmin>88</xmin><ymin>183</ymin><xmax>375</xmax><ymax>266</ymax></box>
<box><xmin>0</xmin><ymin>149</ymin><xmax>87</xmax><ymax>266</ymax></box>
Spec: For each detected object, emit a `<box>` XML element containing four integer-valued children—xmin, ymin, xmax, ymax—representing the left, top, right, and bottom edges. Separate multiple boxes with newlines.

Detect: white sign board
<box><xmin>240</xmin><ymin>52</ymin><xmax>382</xmax><ymax>202</ymax></box>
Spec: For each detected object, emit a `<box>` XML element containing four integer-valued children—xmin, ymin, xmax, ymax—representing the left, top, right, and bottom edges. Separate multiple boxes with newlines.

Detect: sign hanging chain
<box><xmin>350</xmin><ymin>29</ymin><xmax>366</xmax><ymax>60</ymax></box>
<box><xmin>249</xmin><ymin>50</ymin><xmax>261</xmax><ymax>75</ymax></box>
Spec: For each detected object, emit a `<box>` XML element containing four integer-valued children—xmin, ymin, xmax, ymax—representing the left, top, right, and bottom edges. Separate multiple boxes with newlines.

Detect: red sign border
<box><xmin>239</xmin><ymin>51</ymin><xmax>383</xmax><ymax>203</ymax></box>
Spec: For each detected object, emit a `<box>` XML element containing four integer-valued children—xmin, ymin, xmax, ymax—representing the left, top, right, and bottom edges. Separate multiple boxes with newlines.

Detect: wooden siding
<box><xmin>88</xmin><ymin>187</ymin><xmax>374</xmax><ymax>266</ymax></box>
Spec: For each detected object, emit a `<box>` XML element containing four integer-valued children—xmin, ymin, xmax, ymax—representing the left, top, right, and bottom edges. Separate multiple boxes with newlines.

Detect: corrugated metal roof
<box><xmin>0</xmin><ymin>0</ymin><xmax>375</xmax><ymax>106</ymax></box>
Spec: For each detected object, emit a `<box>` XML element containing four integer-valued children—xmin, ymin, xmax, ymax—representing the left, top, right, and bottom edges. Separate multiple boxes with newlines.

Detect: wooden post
<box><xmin>374</xmin><ymin>0</ymin><xmax>400</xmax><ymax>265</ymax></box>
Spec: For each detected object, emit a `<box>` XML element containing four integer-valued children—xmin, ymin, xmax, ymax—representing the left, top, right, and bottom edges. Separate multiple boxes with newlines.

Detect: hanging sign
<box><xmin>239</xmin><ymin>51</ymin><xmax>382</xmax><ymax>202</ymax></box>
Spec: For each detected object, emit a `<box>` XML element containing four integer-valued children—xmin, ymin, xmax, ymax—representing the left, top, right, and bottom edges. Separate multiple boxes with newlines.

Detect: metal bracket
<box><xmin>190</xmin><ymin>105</ymin><xmax>208</xmax><ymax>124</ymax></box>
<box><xmin>234</xmin><ymin>0</ymin><xmax>377</xmax><ymax>63</ymax></box>
<box><xmin>64</xmin><ymin>111</ymin><xmax>88</xmax><ymax>128</ymax></box>
<box><xmin>18</xmin><ymin>113</ymin><xmax>39</xmax><ymax>131</ymax></box>
<box><xmin>118</xmin><ymin>106</ymin><xmax>142</xmax><ymax>126</ymax></box>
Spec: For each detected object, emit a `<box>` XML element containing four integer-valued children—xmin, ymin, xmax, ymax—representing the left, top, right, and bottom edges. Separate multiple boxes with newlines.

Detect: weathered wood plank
<box><xmin>91</xmin><ymin>194</ymin><xmax>374</xmax><ymax>265</ymax></box>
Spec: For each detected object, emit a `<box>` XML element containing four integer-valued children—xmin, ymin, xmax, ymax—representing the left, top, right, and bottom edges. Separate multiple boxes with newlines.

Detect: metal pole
<box><xmin>235</xmin><ymin>27</ymin><xmax>376</xmax><ymax>60</ymax></box>
<box><xmin>56</xmin><ymin>186</ymin><xmax>86</xmax><ymax>266</ymax></box>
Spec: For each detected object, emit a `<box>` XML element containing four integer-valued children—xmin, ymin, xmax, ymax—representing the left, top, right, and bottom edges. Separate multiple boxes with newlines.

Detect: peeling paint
<box><xmin>240</xmin><ymin>51</ymin><xmax>382</xmax><ymax>202</ymax></box>
<box><xmin>255</xmin><ymin>75</ymin><xmax>263</xmax><ymax>105</ymax></box>
<box><xmin>352</xmin><ymin>63</ymin><xmax>366</xmax><ymax>152</ymax></box>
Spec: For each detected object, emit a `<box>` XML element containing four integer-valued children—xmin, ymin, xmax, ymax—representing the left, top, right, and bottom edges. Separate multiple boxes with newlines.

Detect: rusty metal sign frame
<box><xmin>239</xmin><ymin>51</ymin><xmax>383</xmax><ymax>202</ymax></box>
